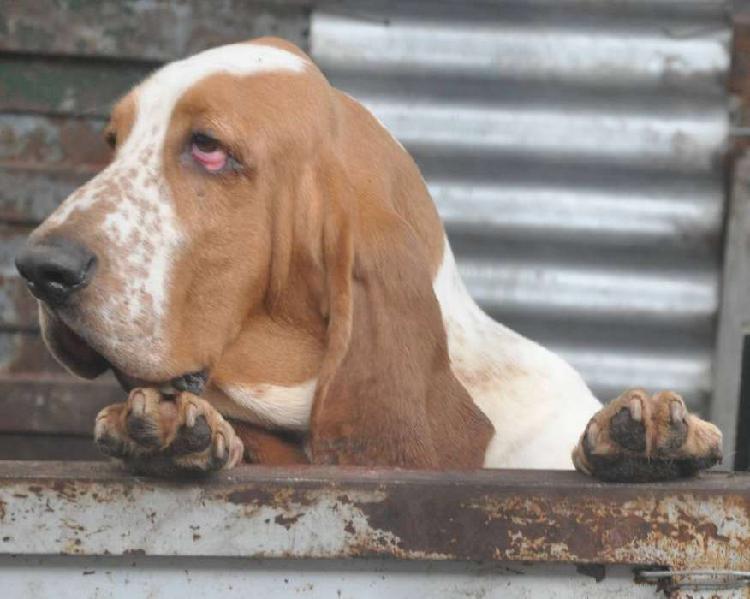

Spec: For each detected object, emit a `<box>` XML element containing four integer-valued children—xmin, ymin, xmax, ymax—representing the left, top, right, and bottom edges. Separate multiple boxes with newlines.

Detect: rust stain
<box><xmin>274</xmin><ymin>513</ymin><xmax>303</xmax><ymax>530</ymax></box>
<box><xmin>61</xmin><ymin>536</ymin><xmax>83</xmax><ymax>555</ymax></box>
<box><xmin>217</xmin><ymin>474</ymin><xmax>750</xmax><ymax>568</ymax></box>
<box><xmin>226</xmin><ymin>487</ymin><xmax>277</xmax><ymax>506</ymax></box>
<box><xmin>51</xmin><ymin>480</ymin><xmax>79</xmax><ymax>500</ymax></box>
<box><xmin>226</xmin><ymin>486</ymin><xmax>316</xmax><ymax>530</ymax></box>
<box><xmin>342</xmin><ymin>485</ymin><xmax>750</xmax><ymax>569</ymax></box>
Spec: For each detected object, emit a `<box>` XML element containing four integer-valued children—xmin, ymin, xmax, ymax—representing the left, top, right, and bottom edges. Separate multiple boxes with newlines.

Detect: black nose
<box><xmin>15</xmin><ymin>237</ymin><xmax>97</xmax><ymax>306</ymax></box>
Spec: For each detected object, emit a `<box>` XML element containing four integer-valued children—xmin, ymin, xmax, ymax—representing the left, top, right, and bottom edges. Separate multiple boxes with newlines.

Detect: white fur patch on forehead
<box><xmin>122</xmin><ymin>43</ymin><xmax>308</xmax><ymax>156</ymax></box>
<box><xmin>136</xmin><ymin>43</ymin><xmax>306</xmax><ymax>121</ymax></box>
<box><xmin>149</xmin><ymin>42</ymin><xmax>308</xmax><ymax>90</ymax></box>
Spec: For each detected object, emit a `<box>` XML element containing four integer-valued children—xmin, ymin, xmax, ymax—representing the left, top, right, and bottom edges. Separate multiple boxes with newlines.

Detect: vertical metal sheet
<box><xmin>310</xmin><ymin>0</ymin><xmax>731</xmax><ymax>411</ymax></box>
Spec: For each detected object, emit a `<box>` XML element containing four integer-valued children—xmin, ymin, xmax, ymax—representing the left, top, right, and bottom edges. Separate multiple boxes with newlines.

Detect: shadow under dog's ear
<box><xmin>309</xmin><ymin>166</ymin><xmax>494</xmax><ymax>469</ymax></box>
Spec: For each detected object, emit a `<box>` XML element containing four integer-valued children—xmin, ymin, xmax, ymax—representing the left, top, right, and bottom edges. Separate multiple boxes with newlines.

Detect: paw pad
<box><xmin>170</xmin><ymin>415</ymin><xmax>212</xmax><ymax>455</ymax></box>
<box><xmin>609</xmin><ymin>406</ymin><xmax>646</xmax><ymax>452</ymax></box>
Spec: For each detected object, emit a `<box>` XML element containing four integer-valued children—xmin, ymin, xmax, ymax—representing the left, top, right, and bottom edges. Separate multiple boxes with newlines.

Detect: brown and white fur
<box><xmin>20</xmin><ymin>38</ymin><xmax>722</xmax><ymax>480</ymax></box>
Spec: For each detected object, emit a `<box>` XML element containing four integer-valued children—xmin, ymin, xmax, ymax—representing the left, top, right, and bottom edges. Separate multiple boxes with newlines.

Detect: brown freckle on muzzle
<box><xmin>130</xmin><ymin>230</ymin><xmax>143</xmax><ymax>245</ymax></box>
<box><xmin>108</xmin><ymin>279</ymin><xmax>125</xmax><ymax>295</ymax></box>
<box><xmin>134</xmin><ymin>314</ymin><xmax>149</xmax><ymax>329</ymax></box>
<box><xmin>132</xmin><ymin>266</ymin><xmax>148</xmax><ymax>279</ymax></box>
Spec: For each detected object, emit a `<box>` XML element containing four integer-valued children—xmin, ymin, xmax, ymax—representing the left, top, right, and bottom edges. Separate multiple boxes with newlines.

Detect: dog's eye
<box><xmin>192</xmin><ymin>132</ymin><xmax>219</xmax><ymax>153</ymax></box>
<box><xmin>105</xmin><ymin>131</ymin><xmax>117</xmax><ymax>149</ymax></box>
<box><xmin>190</xmin><ymin>132</ymin><xmax>227</xmax><ymax>172</ymax></box>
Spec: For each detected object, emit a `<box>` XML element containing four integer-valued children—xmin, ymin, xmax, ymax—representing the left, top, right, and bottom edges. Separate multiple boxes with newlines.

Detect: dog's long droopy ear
<box><xmin>309</xmin><ymin>173</ymin><xmax>494</xmax><ymax>469</ymax></box>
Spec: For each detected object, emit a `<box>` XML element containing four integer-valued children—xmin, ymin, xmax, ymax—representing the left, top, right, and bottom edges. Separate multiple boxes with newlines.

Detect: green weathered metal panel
<box><xmin>0</xmin><ymin>58</ymin><xmax>151</xmax><ymax>117</ymax></box>
<box><xmin>0</xmin><ymin>0</ymin><xmax>312</xmax><ymax>59</ymax></box>
<box><xmin>0</xmin><ymin>114</ymin><xmax>108</xmax><ymax>167</ymax></box>
<box><xmin>0</xmin><ymin>167</ymin><xmax>88</xmax><ymax>224</ymax></box>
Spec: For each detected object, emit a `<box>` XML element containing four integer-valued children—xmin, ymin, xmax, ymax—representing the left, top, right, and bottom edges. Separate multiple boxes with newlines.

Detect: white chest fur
<box><xmin>433</xmin><ymin>238</ymin><xmax>601</xmax><ymax>469</ymax></box>
<box><xmin>210</xmin><ymin>380</ymin><xmax>316</xmax><ymax>431</ymax></box>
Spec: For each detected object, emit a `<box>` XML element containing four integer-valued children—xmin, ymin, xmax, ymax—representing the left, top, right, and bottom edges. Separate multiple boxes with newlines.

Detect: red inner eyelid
<box><xmin>191</xmin><ymin>143</ymin><xmax>227</xmax><ymax>170</ymax></box>
<box><xmin>192</xmin><ymin>146</ymin><xmax>223</xmax><ymax>159</ymax></box>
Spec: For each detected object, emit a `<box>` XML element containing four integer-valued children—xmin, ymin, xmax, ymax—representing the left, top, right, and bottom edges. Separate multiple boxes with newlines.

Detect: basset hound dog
<box><xmin>15</xmin><ymin>38</ymin><xmax>723</xmax><ymax>481</ymax></box>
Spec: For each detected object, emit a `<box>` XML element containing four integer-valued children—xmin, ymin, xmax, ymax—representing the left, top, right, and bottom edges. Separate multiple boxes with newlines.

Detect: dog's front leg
<box><xmin>229</xmin><ymin>421</ymin><xmax>309</xmax><ymax>466</ymax></box>
<box><xmin>94</xmin><ymin>388</ymin><xmax>244</xmax><ymax>476</ymax></box>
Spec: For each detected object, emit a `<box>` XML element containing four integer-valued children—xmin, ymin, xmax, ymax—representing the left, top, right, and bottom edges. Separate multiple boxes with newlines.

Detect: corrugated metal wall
<box><xmin>311</xmin><ymin>0</ymin><xmax>732</xmax><ymax>411</ymax></box>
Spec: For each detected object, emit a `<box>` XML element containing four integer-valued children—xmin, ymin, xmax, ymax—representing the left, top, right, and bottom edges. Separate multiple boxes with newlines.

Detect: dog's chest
<box><xmin>206</xmin><ymin>380</ymin><xmax>316</xmax><ymax>430</ymax></box>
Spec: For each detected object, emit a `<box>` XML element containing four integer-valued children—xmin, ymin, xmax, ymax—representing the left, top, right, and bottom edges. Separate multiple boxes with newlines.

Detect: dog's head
<box><xmin>17</xmin><ymin>39</ymin><xmax>330</xmax><ymax>384</ymax></box>
<box><xmin>17</xmin><ymin>38</ymin><xmax>492</xmax><ymax>465</ymax></box>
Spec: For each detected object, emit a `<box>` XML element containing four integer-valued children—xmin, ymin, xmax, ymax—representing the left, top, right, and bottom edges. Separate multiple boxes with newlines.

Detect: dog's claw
<box><xmin>185</xmin><ymin>404</ymin><xmax>197</xmax><ymax>428</ymax></box>
<box><xmin>130</xmin><ymin>390</ymin><xmax>146</xmax><ymax>417</ymax></box>
<box><xmin>585</xmin><ymin>421</ymin><xmax>599</xmax><ymax>448</ymax></box>
<box><xmin>214</xmin><ymin>433</ymin><xmax>226</xmax><ymax>461</ymax></box>
<box><xmin>670</xmin><ymin>399</ymin><xmax>686</xmax><ymax>423</ymax></box>
<box><xmin>628</xmin><ymin>397</ymin><xmax>642</xmax><ymax>422</ymax></box>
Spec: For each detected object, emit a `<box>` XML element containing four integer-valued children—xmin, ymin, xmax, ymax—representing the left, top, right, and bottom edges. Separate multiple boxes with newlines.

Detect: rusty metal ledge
<box><xmin>0</xmin><ymin>461</ymin><xmax>748</xmax><ymax>571</ymax></box>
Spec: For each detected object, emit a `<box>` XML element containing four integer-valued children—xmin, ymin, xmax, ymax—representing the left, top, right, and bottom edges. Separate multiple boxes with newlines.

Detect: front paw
<box><xmin>94</xmin><ymin>388</ymin><xmax>244</xmax><ymax>476</ymax></box>
<box><xmin>572</xmin><ymin>389</ymin><xmax>723</xmax><ymax>482</ymax></box>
